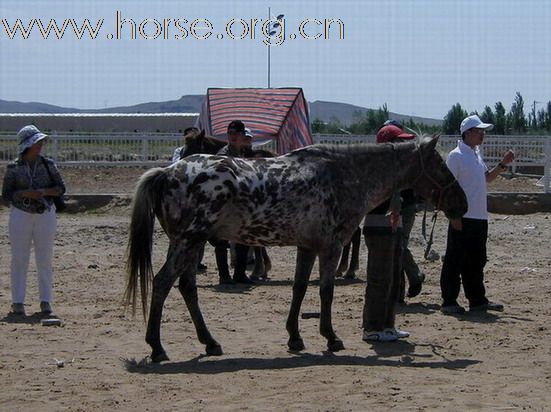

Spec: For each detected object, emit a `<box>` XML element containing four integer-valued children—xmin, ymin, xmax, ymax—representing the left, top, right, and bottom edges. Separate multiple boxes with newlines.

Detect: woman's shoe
<box><xmin>40</xmin><ymin>301</ymin><xmax>53</xmax><ymax>315</ymax></box>
<box><xmin>11</xmin><ymin>303</ymin><xmax>26</xmax><ymax>316</ymax></box>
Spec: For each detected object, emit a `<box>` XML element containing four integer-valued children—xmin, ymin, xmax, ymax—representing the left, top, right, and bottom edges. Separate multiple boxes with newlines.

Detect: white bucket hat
<box><xmin>460</xmin><ymin>115</ymin><xmax>494</xmax><ymax>135</ymax></box>
<box><xmin>17</xmin><ymin>125</ymin><xmax>48</xmax><ymax>154</ymax></box>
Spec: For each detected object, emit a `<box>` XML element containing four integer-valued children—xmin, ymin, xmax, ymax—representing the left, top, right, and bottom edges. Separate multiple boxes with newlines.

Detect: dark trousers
<box><xmin>208</xmin><ymin>238</ymin><xmax>230</xmax><ymax>280</ymax></box>
<box><xmin>233</xmin><ymin>243</ymin><xmax>250</xmax><ymax>279</ymax></box>
<box><xmin>440</xmin><ymin>218</ymin><xmax>489</xmax><ymax>307</ymax></box>
<box><xmin>207</xmin><ymin>239</ymin><xmax>250</xmax><ymax>280</ymax></box>
<box><xmin>362</xmin><ymin>226</ymin><xmax>403</xmax><ymax>331</ymax></box>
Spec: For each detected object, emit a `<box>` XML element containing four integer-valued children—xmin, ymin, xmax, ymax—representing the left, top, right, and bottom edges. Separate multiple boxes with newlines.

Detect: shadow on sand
<box><xmin>122</xmin><ymin>341</ymin><xmax>480</xmax><ymax>375</ymax></box>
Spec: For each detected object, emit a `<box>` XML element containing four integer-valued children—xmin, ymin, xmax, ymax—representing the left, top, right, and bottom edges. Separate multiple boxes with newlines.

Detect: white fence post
<box><xmin>51</xmin><ymin>130</ymin><xmax>58</xmax><ymax>162</ymax></box>
<box><xmin>141</xmin><ymin>137</ymin><xmax>149</xmax><ymax>162</ymax></box>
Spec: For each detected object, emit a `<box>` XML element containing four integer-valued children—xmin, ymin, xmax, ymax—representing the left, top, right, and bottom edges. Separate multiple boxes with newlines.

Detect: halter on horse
<box><xmin>125</xmin><ymin>135</ymin><xmax>467</xmax><ymax>362</ymax></box>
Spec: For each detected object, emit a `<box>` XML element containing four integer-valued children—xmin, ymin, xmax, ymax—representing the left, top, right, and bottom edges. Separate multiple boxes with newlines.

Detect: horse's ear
<box><xmin>198</xmin><ymin>129</ymin><xmax>205</xmax><ymax>139</ymax></box>
<box><xmin>421</xmin><ymin>134</ymin><xmax>439</xmax><ymax>152</ymax></box>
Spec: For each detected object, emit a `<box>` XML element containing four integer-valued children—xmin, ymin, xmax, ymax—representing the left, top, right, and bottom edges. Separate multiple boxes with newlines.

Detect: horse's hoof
<box><xmin>151</xmin><ymin>351</ymin><xmax>169</xmax><ymax>363</ymax></box>
<box><xmin>206</xmin><ymin>343</ymin><xmax>223</xmax><ymax>356</ymax></box>
<box><xmin>327</xmin><ymin>339</ymin><xmax>345</xmax><ymax>352</ymax></box>
<box><xmin>287</xmin><ymin>338</ymin><xmax>305</xmax><ymax>352</ymax></box>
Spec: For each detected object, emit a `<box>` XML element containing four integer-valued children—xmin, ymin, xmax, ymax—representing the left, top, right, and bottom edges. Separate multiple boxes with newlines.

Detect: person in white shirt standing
<box><xmin>440</xmin><ymin>115</ymin><xmax>514</xmax><ymax>314</ymax></box>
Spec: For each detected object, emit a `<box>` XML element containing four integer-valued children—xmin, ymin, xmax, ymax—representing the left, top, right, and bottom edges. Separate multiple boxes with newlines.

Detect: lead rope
<box><xmin>414</xmin><ymin>142</ymin><xmax>446</xmax><ymax>260</ymax></box>
<box><xmin>422</xmin><ymin>204</ymin><xmax>439</xmax><ymax>260</ymax></box>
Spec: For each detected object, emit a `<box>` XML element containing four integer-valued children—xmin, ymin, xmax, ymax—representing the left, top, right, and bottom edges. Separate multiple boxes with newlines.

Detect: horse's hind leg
<box><xmin>177</xmin><ymin>242</ymin><xmax>223</xmax><ymax>356</ymax></box>
<box><xmin>145</xmin><ymin>246</ymin><xmax>179</xmax><ymax>362</ymax></box>
<box><xmin>286</xmin><ymin>247</ymin><xmax>316</xmax><ymax>351</ymax></box>
<box><xmin>319</xmin><ymin>245</ymin><xmax>345</xmax><ymax>352</ymax></box>
<box><xmin>344</xmin><ymin>228</ymin><xmax>361</xmax><ymax>279</ymax></box>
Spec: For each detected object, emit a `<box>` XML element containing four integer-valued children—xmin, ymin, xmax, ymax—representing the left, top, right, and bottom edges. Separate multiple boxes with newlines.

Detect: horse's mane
<box><xmin>184</xmin><ymin>128</ymin><xmax>226</xmax><ymax>145</ymax></box>
<box><xmin>288</xmin><ymin>141</ymin><xmax>416</xmax><ymax>160</ymax></box>
<box><xmin>288</xmin><ymin>130</ymin><xmax>433</xmax><ymax>159</ymax></box>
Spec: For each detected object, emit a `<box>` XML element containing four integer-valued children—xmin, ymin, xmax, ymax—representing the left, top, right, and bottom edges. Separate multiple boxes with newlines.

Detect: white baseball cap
<box><xmin>460</xmin><ymin>115</ymin><xmax>494</xmax><ymax>135</ymax></box>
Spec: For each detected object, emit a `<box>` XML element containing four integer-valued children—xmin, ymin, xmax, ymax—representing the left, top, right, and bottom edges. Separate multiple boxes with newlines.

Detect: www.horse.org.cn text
<box><xmin>0</xmin><ymin>11</ymin><xmax>345</xmax><ymax>45</ymax></box>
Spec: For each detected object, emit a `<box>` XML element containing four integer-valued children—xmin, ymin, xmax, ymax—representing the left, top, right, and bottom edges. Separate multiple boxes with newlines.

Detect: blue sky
<box><xmin>1</xmin><ymin>0</ymin><xmax>550</xmax><ymax>119</ymax></box>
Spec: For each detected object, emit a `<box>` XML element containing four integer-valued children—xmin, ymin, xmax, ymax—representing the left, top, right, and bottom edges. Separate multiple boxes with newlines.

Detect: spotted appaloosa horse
<box><xmin>180</xmin><ymin>128</ymin><xmax>355</xmax><ymax>279</ymax></box>
<box><xmin>125</xmin><ymin>135</ymin><xmax>467</xmax><ymax>362</ymax></box>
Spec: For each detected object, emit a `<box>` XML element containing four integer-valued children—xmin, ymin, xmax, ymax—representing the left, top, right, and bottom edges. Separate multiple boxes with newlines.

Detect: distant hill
<box><xmin>85</xmin><ymin>95</ymin><xmax>205</xmax><ymax>114</ymax></box>
<box><xmin>0</xmin><ymin>95</ymin><xmax>204</xmax><ymax>114</ymax></box>
<box><xmin>0</xmin><ymin>99</ymin><xmax>82</xmax><ymax>113</ymax></box>
<box><xmin>309</xmin><ymin>100</ymin><xmax>442</xmax><ymax>127</ymax></box>
<box><xmin>0</xmin><ymin>95</ymin><xmax>442</xmax><ymax>126</ymax></box>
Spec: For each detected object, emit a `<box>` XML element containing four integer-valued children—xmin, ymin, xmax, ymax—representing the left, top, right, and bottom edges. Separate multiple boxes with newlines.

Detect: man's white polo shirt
<box><xmin>446</xmin><ymin>140</ymin><xmax>488</xmax><ymax>220</ymax></box>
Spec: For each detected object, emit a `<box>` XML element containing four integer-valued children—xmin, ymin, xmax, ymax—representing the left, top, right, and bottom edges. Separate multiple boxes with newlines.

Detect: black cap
<box><xmin>227</xmin><ymin>120</ymin><xmax>245</xmax><ymax>134</ymax></box>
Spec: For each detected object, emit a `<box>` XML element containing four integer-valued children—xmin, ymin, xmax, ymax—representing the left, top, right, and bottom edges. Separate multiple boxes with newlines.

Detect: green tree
<box><xmin>494</xmin><ymin>102</ymin><xmax>507</xmax><ymax>135</ymax></box>
<box><xmin>480</xmin><ymin>106</ymin><xmax>495</xmax><ymax>126</ymax></box>
<box><xmin>325</xmin><ymin>116</ymin><xmax>346</xmax><ymax>134</ymax></box>
<box><xmin>509</xmin><ymin>92</ymin><xmax>527</xmax><ymax>133</ymax></box>
<box><xmin>442</xmin><ymin>103</ymin><xmax>468</xmax><ymax>134</ymax></box>
<box><xmin>544</xmin><ymin>101</ymin><xmax>551</xmax><ymax>132</ymax></box>
<box><xmin>536</xmin><ymin>108</ymin><xmax>546</xmax><ymax>131</ymax></box>
<box><xmin>311</xmin><ymin>118</ymin><xmax>326</xmax><ymax>134</ymax></box>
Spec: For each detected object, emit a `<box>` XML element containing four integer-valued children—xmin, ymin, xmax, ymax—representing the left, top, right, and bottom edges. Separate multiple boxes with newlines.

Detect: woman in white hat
<box><xmin>2</xmin><ymin>125</ymin><xmax>66</xmax><ymax>316</ymax></box>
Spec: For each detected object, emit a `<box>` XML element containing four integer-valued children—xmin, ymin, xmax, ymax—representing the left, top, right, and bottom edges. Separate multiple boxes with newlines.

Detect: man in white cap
<box><xmin>440</xmin><ymin>115</ymin><xmax>514</xmax><ymax>314</ymax></box>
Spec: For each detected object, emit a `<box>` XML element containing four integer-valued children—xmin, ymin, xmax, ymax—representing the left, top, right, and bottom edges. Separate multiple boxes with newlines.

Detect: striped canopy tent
<box><xmin>195</xmin><ymin>88</ymin><xmax>313</xmax><ymax>154</ymax></box>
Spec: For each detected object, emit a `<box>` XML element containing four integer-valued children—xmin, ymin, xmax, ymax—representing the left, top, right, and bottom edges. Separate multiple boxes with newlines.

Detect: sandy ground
<box><xmin>0</xmin><ymin>167</ymin><xmax>550</xmax><ymax>411</ymax></box>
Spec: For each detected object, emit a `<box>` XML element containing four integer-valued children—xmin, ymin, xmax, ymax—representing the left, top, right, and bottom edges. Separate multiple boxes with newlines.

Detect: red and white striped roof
<box><xmin>196</xmin><ymin>88</ymin><xmax>313</xmax><ymax>154</ymax></box>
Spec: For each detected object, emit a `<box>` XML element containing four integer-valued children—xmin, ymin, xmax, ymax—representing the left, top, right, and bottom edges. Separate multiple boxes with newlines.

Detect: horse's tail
<box><xmin>124</xmin><ymin>167</ymin><xmax>168</xmax><ymax>319</ymax></box>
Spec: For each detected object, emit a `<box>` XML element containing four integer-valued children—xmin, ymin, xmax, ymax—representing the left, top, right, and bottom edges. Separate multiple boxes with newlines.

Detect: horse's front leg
<box><xmin>177</xmin><ymin>241</ymin><xmax>222</xmax><ymax>356</ymax></box>
<box><xmin>319</xmin><ymin>245</ymin><xmax>345</xmax><ymax>352</ymax></box>
<box><xmin>286</xmin><ymin>247</ymin><xmax>317</xmax><ymax>351</ymax></box>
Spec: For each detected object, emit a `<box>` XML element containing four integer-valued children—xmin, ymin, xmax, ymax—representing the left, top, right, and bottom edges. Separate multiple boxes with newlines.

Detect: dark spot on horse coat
<box><xmin>238</xmin><ymin>181</ymin><xmax>250</xmax><ymax>193</ymax></box>
<box><xmin>223</xmin><ymin>180</ymin><xmax>237</xmax><ymax>196</ymax></box>
<box><xmin>251</xmin><ymin>187</ymin><xmax>267</xmax><ymax>206</ymax></box>
<box><xmin>193</xmin><ymin>172</ymin><xmax>210</xmax><ymax>186</ymax></box>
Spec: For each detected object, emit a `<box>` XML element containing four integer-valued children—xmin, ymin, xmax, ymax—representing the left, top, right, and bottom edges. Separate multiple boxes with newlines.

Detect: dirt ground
<box><xmin>0</xmin><ymin>167</ymin><xmax>550</xmax><ymax>411</ymax></box>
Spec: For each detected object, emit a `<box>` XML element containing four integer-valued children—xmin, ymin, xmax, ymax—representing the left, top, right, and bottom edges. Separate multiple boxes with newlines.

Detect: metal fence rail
<box><xmin>0</xmin><ymin>131</ymin><xmax>182</xmax><ymax>166</ymax></box>
<box><xmin>0</xmin><ymin>132</ymin><xmax>549</xmax><ymax>192</ymax></box>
